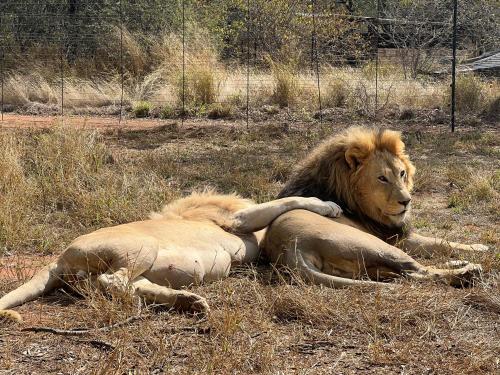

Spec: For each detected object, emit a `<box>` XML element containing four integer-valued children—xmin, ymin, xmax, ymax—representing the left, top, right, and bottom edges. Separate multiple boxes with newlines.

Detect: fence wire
<box><xmin>0</xmin><ymin>1</ymin><xmax>498</xmax><ymax>131</ymax></box>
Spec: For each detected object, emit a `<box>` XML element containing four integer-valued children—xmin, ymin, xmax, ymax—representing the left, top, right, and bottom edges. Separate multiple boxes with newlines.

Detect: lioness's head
<box><xmin>279</xmin><ymin>127</ymin><xmax>415</xmax><ymax>229</ymax></box>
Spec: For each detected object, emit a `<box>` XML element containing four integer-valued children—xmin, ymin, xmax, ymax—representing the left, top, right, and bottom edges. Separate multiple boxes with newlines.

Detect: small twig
<box><xmin>79</xmin><ymin>338</ymin><xmax>115</xmax><ymax>351</ymax></box>
<box><xmin>161</xmin><ymin>325</ymin><xmax>211</xmax><ymax>335</ymax></box>
<box><xmin>22</xmin><ymin>314</ymin><xmax>148</xmax><ymax>336</ymax></box>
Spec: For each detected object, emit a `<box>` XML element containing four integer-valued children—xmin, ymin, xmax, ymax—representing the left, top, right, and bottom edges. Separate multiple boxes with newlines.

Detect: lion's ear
<box><xmin>345</xmin><ymin>146</ymin><xmax>369</xmax><ymax>169</ymax></box>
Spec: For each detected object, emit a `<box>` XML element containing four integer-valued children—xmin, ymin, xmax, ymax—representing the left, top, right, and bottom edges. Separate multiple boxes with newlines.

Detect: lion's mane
<box><xmin>278</xmin><ymin>127</ymin><xmax>415</xmax><ymax>244</ymax></box>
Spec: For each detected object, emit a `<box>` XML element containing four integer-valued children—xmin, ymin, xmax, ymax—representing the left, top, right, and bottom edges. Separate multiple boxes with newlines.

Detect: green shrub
<box><xmin>160</xmin><ymin>105</ymin><xmax>175</xmax><ymax>119</ymax></box>
<box><xmin>133</xmin><ymin>101</ymin><xmax>152</xmax><ymax>118</ymax></box>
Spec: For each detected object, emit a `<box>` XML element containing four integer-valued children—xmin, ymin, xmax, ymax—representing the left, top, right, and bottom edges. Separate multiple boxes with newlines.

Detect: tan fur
<box><xmin>266</xmin><ymin>127</ymin><xmax>486</xmax><ymax>287</ymax></box>
<box><xmin>0</xmin><ymin>310</ymin><xmax>22</xmax><ymax>324</ymax></box>
<box><xmin>151</xmin><ymin>189</ymin><xmax>254</xmax><ymax>230</ymax></box>
<box><xmin>0</xmin><ymin>191</ymin><xmax>342</xmax><ymax>324</ymax></box>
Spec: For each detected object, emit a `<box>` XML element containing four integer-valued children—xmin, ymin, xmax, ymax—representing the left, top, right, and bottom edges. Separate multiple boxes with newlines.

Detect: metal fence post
<box><xmin>246</xmin><ymin>0</ymin><xmax>250</xmax><ymax>130</ymax></box>
<box><xmin>181</xmin><ymin>0</ymin><xmax>186</xmax><ymax>128</ymax></box>
<box><xmin>0</xmin><ymin>12</ymin><xmax>3</xmax><ymax>123</ymax></box>
<box><xmin>119</xmin><ymin>0</ymin><xmax>124</xmax><ymax>125</ymax></box>
<box><xmin>451</xmin><ymin>0</ymin><xmax>458</xmax><ymax>132</ymax></box>
<box><xmin>59</xmin><ymin>4</ymin><xmax>65</xmax><ymax>119</ymax></box>
<box><xmin>375</xmin><ymin>0</ymin><xmax>380</xmax><ymax>116</ymax></box>
<box><xmin>311</xmin><ymin>0</ymin><xmax>322</xmax><ymax>123</ymax></box>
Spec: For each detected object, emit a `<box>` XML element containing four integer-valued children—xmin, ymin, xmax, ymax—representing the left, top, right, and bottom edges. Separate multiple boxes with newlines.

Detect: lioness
<box><xmin>0</xmin><ymin>192</ymin><xmax>341</xmax><ymax>323</ymax></box>
<box><xmin>263</xmin><ymin>127</ymin><xmax>488</xmax><ymax>287</ymax></box>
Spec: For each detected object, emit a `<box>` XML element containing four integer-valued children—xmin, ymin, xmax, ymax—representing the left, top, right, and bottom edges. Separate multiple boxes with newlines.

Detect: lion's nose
<box><xmin>399</xmin><ymin>199</ymin><xmax>411</xmax><ymax>207</ymax></box>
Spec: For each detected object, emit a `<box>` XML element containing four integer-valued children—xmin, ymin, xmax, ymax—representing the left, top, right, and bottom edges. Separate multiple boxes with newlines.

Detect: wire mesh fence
<box><xmin>0</xmin><ymin>1</ymin><xmax>498</xmax><ymax>130</ymax></box>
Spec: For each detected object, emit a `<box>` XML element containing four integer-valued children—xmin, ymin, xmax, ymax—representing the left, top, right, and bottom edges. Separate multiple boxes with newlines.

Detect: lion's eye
<box><xmin>378</xmin><ymin>176</ymin><xmax>388</xmax><ymax>183</ymax></box>
<box><xmin>400</xmin><ymin>170</ymin><xmax>406</xmax><ymax>178</ymax></box>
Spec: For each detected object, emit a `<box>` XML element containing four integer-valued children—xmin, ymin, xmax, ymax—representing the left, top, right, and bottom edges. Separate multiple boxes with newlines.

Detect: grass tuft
<box><xmin>323</xmin><ymin>78</ymin><xmax>350</xmax><ymax>108</ymax></box>
<box><xmin>207</xmin><ymin>102</ymin><xmax>234</xmax><ymax>119</ymax></box>
<box><xmin>270</xmin><ymin>62</ymin><xmax>299</xmax><ymax>108</ymax></box>
<box><xmin>446</xmin><ymin>75</ymin><xmax>485</xmax><ymax>113</ymax></box>
<box><xmin>133</xmin><ymin>101</ymin><xmax>153</xmax><ymax>118</ymax></box>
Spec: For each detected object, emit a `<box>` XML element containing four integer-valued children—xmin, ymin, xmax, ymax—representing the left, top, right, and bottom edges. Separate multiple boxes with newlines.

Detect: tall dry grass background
<box><xmin>2</xmin><ymin>22</ymin><xmax>498</xmax><ymax>122</ymax></box>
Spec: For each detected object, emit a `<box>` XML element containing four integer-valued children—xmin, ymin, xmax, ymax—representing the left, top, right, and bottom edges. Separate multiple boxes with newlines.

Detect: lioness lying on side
<box><xmin>0</xmin><ymin>193</ymin><xmax>341</xmax><ymax>323</ymax></box>
<box><xmin>263</xmin><ymin>127</ymin><xmax>488</xmax><ymax>287</ymax></box>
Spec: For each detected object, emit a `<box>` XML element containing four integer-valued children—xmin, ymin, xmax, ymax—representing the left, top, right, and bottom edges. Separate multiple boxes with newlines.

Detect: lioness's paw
<box><xmin>190</xmin><ymin>298</ymin><xmax>210</xmax><ymax>314</ymax></box>
<box><xmin>0</xmin><ymin>310</ymin><xmax>23</xmax><ymax>324</ymax></box>
<box><xmin>176</xmin><ymin>291</ymin><xmax>210</xmax><ymax>314</ymax></box>
<box><xmin>301</xmin><ymin>197</ymin><xmax>342</xmax><ymax>218</ymax></box>
<box><xmin>442</xmin><ymin>260</ymin><xmax>470</xmax><ymax>269</ymax></box>
<box><xmin>462</xmin><ymin>263</ymin><xmax>483</xmax><ymax>277</ymax></box>
<box><xmin>324</xmin><ymin>201</ymin><xmax>343</xmax><ymax>218</ymax></box>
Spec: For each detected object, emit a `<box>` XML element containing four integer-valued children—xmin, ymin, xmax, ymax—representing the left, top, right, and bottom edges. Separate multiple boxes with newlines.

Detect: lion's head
<box><xmin>278</xmin><ymin>127</ymin><xmax>415</xmax><ymax>240</ymax></box>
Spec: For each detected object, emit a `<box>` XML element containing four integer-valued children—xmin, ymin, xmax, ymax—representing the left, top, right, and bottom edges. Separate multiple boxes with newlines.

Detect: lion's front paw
<box><xmin>469</xmin><ymin>244</ymin><xmax>489</xmax><ymax>252</ymax></box>
<box><xmin>324</xmin><ymin>201</ymin><xmax>343</xmax><ymax>218</ymax></box>
<box><xmin>442</xmin><ymin>260</ymin><xmax>470</xmax><ymax>269</ymax></box>
<box><xmin>450</xmin><ymin>263</ymin><xmax>483</xmax><ymax>287</ymax></box>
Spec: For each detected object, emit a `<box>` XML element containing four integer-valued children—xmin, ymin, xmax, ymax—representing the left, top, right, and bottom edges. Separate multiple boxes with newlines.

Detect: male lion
<box><xmin>263</xmin><ymin>127</ymin><xmax>488</xmax><ymax>287</ymax></box>
<box><xmin>0</xmin><ymin>192</ymin><xmax>342</xmax><ymax>323</ymax></box>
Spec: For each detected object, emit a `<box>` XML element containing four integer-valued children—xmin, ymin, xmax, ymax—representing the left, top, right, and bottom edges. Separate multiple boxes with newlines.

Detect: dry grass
<box><xmin>269</xmin><ymin>61</ymin><xmax>301</xmax><ymax>108</ymax></box>
<box><xmin>322</xmin><ymin>78</ymin><xmax>350</xmax><ymax>108</ymax></box>
<box><xmin>0</xmin><ymin>120</ymin><xmax>499</xmax><ymax>374</ymax></box>
<box><xmin>3</xmin><ymin>45</ymin><xmax>498</xmax><ymax>124</ymax></box>
<box><xmin>0</xmin><ymin>127</ymin><xmax>173</xmax><ymax>255</ymax></box>
<box><xmin>446</xmin><ymin>75</ymin><xmax>484</xmax><ymax>113</ymax></box>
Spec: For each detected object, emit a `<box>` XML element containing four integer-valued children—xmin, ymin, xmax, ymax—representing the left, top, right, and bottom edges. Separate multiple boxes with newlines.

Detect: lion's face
<box><xmin>352</xmin><ymin>150</ymin><xmax>413</xmax><ymax>227</ymax></box>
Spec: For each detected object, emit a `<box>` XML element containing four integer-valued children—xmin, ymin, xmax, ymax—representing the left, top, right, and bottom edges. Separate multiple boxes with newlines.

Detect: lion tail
<box><xmin>286</xmin><ymin>249</ymin><xmax>385</xmax><ymax>288</ymax></box>
<box><xmin>0</xmin><ymin>262</ymin><xmax>65</xmax><ymax>324</ymax></box>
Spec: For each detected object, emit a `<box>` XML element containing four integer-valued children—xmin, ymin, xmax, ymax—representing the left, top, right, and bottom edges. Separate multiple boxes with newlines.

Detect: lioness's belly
<box><xmin>143</xmin><ymin>247</ymin><xmax>233</xmax><ymax>288</ymax></box>
<box><xmin>137</xmin><ymin>220</ymin><xmax>248</xmax><ymax>288</ymax></box>
<box><xmin>62</xmin><ymin>219</ymin><xmax>250</xmax><ymax>288</ymax></box>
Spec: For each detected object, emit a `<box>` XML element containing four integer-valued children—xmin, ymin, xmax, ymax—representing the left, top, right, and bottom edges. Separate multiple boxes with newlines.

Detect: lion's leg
<box><xmin>327</xmin><ymin>237</ymin><xmax>483</xmax><ymax>287</ymax></box>
<box><xmin>231</xmin><ymin>197</ymin><xmax>342</xmax><ymax>234</ymax></box>
<box><xmin>401</xmin><ymin>232</ymin><xmax>490</xmax><ymax>258</ymax></box>
<box><xmin>285</xmin><ymin>248</ymin><xmax>386</xmax><ymax>288</ymax></box>
<box><xmin>267</xmin><ymin>211</ymin><xmax>482</xmax><ymax>288</ymax></box>
<box><xmin>131</xmin><ymin>276</ymin><xmax>209</xmax><ymax>313</ymax></box>
<box><xmin>340</xmin><ymin>240</ymin><xmax>483</xmax><ymax>287</ymax></box>
<box><xmin>406</xmin><ymin>263</ymin><xmax>482</xmax><ymax>287</ymax></box>
<box><xmin>95</xmin><ymin>271</ymin><xmax>209</xmax><ymax>313</ymax></box>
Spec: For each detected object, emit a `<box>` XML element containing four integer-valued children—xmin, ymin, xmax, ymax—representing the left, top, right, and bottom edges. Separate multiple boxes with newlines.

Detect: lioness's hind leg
<box><xmin>131</xmin><ymin>277</ymin><xmax>209</xmax><ymax>314</ymax></box>
<box><xmin>0</xmin><ymin>262</ymin><xmax>65</xmax><ymax>323</ymax></box>
<box><xmin>97</xmin><ymin>267</ymin><xmax>131</xmax><ymax>294</ymax></box>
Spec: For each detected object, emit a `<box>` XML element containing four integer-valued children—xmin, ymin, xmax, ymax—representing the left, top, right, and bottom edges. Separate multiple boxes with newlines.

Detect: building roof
<box><xmin>458</xmin><ymin>51</ymin><xmax>500</xmax><ymax>73</ymax></box>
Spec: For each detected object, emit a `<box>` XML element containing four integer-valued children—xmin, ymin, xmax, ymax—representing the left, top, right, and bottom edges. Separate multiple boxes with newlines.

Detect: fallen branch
<box><xmin>21</xmin><ymin>314</ymin><xmax>147</xmax><ymax>336</ymax></box>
